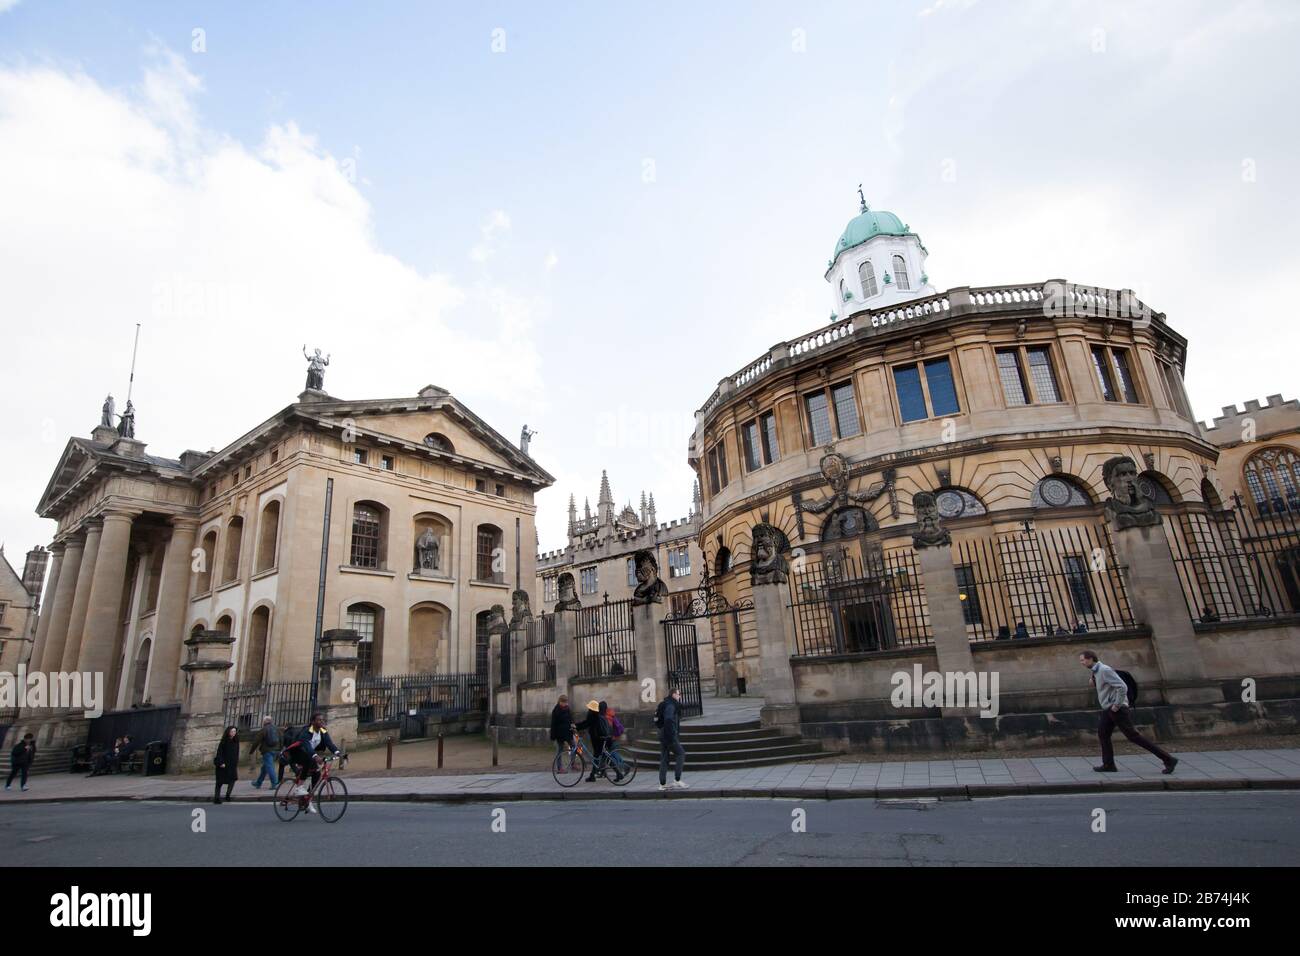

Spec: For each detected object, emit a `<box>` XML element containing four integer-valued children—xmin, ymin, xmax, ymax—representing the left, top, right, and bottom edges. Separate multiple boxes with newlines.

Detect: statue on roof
<box><xmin>520</xmin><ymin>424</ymin><xmax>537</xmax><ymax>455</ymax></box>
<box><xmin>100</xmin><ymin>394</ymin><xmax>116</xmax><ymax>429</ymax></box>
<box><xmin>117</xmin><ymin>400</ymin><xmax>136</xmax><ymax>439</ymax></box>
<box><xmin>303</xmin><ymin>345</ymin><xmax>330</xmax><ymax>391</ymax></box>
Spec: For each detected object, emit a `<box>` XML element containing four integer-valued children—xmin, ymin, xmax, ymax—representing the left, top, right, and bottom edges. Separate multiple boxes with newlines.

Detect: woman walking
<box><xmin>213</xmin><ymin>725</ymin><xmax>240</xmax><ymax>804</ymax></box>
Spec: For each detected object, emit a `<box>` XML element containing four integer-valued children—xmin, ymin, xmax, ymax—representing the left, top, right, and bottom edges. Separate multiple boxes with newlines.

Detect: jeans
<box><xmin>1099</xmin><ymin>706</ymin><xmax>1173</xmax><ymax>767</ymax></box>
<box><xmin>659</xmin><ymin>732</ymin><xmax>685</xmax><ymax>785</ymax></box>
<box><xmin>253</xmin><ymin>752</ymin><xmax>279</xmax><ymax>788</ymax></box>
<box><xmin>5</xmin><ymin>765</ymin><xmax>29</xmax><ymax>788</ymax></box>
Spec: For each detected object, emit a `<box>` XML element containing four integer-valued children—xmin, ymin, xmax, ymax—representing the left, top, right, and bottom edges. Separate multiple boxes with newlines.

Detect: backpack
<box><xmin>1115</xmin><ymin>670</ymin><xmax>1138</xmax><ymax>707</ymax></box>
<box><xmin>607</xmin><ymin>710</ymin><xmax>625</xmax><ymax>739</ymax></box>
<box><xmin>653</xmin><ymin>700</ymin><xmax>665</xmax><ymax>728</ymax></box>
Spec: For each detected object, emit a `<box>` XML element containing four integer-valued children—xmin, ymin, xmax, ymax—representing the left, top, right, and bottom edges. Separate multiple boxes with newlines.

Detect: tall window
<box><xmin>349</xmin><ymin>604</ymin><xmax>378</xmax><ymax>677</ymax></box>
<box><xmin>196</xmin><ymin>529</ymin><xmax>217</xmax><ymax>594</ymax></box>
<box><xmin>1244</xmin><ymin>448</ymin><xmax>1300</xmax><ymax>516</ymax></box>
<box><xmin>476</xmin><ymin>525</ymin><xmax>503</xmax><ymax>582</ymax></box>
<box><xmin>707</xmin><ymin>441</ymin><xmax>729</xmax><ymax>495</ymax></box>
<box><xmin>858</xmin><ymin>260</ymin><xmax>878</xmax><ymax>298</ymax></box>
<box><xmin>996</xmin><ymin>349</ymin><xmax>1030</xmax><ymax>407</ymax></box>
<box><xmin>580</xmin><ymin>566</ymin><xmax>598</xmax><ymax>595</ymax></box>
<box><xmin>668</xmin><ymin>546</ymin><xmax>691</xmax><ymax>578</ymax></box>
<box><xmin>1026</xmin><ymin>346</ymin><xmax>1061</xmax><ymax>403</ymax></box>
<box><xmin>474</xmin><ymin>611</ymin><xmax>491</xmax><ymax>678</ymax></box>
<box><xmin>892</xmin><ymin>254</ymin><xmax>910</xmax><ymax>291</ymax></box>
<box><xmin>353</xmin><ymin>448</ymin><xmax>369</xmax><ymax>465</ymax></box>
<box><xmin>805</xmin><ymin>381</ymin><xmax>860</xmax><ymax>446</ymax></box>
<box><xmin>221</xmin><ymin>517</ymin><xmax>244</xmax><ymax>584</ymax></box>
<box><xmin>1063</xmin><ymin>555</ymin><xmax>1096</xmax><ymax>617</ymax></box>
<box><xmin>255</xmin><ymin>500</ymin><xmax>281</xmax><ymax>572</ymax></box>
<box><xmin>893</xmin><ymin>357</ymin><xmax>961</xmax><ymax>422</ymax></box>
<box><xmin>350</xmin><ymin>504</ymin><xmax>382</xmax><ymax>568</ymax></box>
<box><xmin>1092</xmin><ymin>345</ymin><xmax>1140</xmax><ymax>403</ymax></box>
<box><xmin>742</xmin><ymin>411</ymin><xmax>780</xmax><ymax>471</ymax></box>
<box><xmin>627</xmin><ymin>557</ymin><xmax>638</xmax><ymax>587</ymax></box>
<box><xmin>954</xmin><ymin>564</ymin><xmax>982</xmax><ymax>625</ymax></box>
<box><xmin>1159</xmin><ymin>362</ymin><xmax>1191</xmax><ymax>417</ymax></box>
<box><xmin>543</xmin><ymin>575</ymin><xmax>558</xmax><ymax>603</ymax></box>
<box><xmin>997</xmin><ymin>345</ymin><xmax>1060</xmax><ymax>406</ymax></box>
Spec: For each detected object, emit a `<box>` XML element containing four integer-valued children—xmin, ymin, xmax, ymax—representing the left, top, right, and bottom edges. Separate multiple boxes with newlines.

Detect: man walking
<box><xmin>1079</xmin><ymin>651</ymin><xmax>1177</xmax><ymax>774</ymax></box>
<box><xmin>5</xmin><ymin>733</ymin><xmax>36</xmax><ymax>792</ymax></box>
<box><xmin>247</xmin><ymin>715</ymin><xmax>281</xmax><ymax>789</ymax></box>
<box><xmin>655</xmin><ymin>688</ymin><xmax>688</xmax><ymax>791</ymax></box>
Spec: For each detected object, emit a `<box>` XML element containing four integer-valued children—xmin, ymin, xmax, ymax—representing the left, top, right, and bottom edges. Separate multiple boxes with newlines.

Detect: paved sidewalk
<box><xmin>4</xmin><ymin>748</ymin><xmax>1300</xmax><ymax>805</ymax></box>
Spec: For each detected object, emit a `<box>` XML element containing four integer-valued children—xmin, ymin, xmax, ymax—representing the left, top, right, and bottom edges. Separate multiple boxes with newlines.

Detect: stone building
<box><xmin>684</xmin><ymin>198</ymin><xmax>1300</xmax><ymax>739</ymax></box>
<box><xmin>536</xmin><ymin>470</ymin><xmax>705</xmax><ymax>612</ymax></box>
<box><xmin>23</xmin><ymin>378</ymin><xmax>552</xmax><ymax>739</ymax></box>
<box><xmin>0</xmin><ymin>546</ymin><xmax>48</xmax><ymax>673</ymax></box>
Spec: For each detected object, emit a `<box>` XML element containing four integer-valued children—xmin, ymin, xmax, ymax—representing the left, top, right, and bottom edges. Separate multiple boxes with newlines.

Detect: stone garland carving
<box><xmin>630</xmin><ymin>548</ymin><xmax>669</xmax><ymax>606</ymax></box>
<box><xmin>795</xmin><ymin>451</ymin><xmax>895</xmax><ymax>541</ymax></box>
<box><xmin>910</xmin><ymin>491</ymin><xmax>951</xmax><ymax>549</ymax></box>
<box><xmin>509</xmin><ymin>588</ymin><xmax>534</xmax><ymax>628</ymax></box>
<box><xmin>1102</xmin><ymin>455</ymin><xmax>1161</xmax><ymax>529</ymax></box>
<box><xmin>553</xmin><ymin>571</ymin><xmax>582</xmax><ymax>612</ymax></box>
<box><xmin>750</xmin><ymin>522</ymin><xmax>791</xmax><ymax>585</ymax></box>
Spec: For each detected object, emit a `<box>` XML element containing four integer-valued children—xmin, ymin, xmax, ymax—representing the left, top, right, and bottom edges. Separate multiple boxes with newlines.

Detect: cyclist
<box><xmin>574</xmin><ymin>700</ymin><xmax>623</xmax><ymax>782</ymax></box>
<box><xmin>549</xmin><ymin>694</ymin><xmax>575</xmax><ymax>772</ymax></box>
<box><xmin>281</xmin><ymin>713</ymin><xmax>342</xmax><ymax>814</ymax></box>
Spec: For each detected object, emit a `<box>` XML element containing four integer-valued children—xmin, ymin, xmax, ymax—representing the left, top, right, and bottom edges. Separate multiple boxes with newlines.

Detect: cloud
<box><xmin>470</xmin><ymin>208</ymin><xmax>511</xmax><ymax>262</ymax></box>
<box><xmin>0</xmin><ymin>0</ymin><xmax>22</xmax><ymax>13</ymax></box>
<box><xmin>0</xmin><ymin>51</ymin><xmax>545</xmax><ymax>551</ymax></box>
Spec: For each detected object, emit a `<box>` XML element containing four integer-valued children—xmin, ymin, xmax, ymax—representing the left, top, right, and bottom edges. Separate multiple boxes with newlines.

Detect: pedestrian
<box><xmin>1079</xmin><ymin>651</ymin><xmax>1177</xmax><ymax>774</ymax></box>
<box><xmin>247</xmin><ymin>715</ymin><xmax>281</xmax><ymax>789</ymax></box>
<box><xmin>548</xmin><ymin>694</ymin><xmax>573</xmax><ymax>771</ymax></box>
<box><xmin>213</xmin><ymin>725</ymin><xmax>240</xmax><ymax>804</ymax></box>
<box><xmin>5</xmin><ymin>733</ymin><xmax>36</xmax><ymax>792</ymax></box>
<box><xmin>573</xmin><ymin>699</ymin><xmax>610</xmax><ymax>783</ymax></box>
<box><xmin>1013</xmin><ymin>621</ymin><xmax>1029</xmax><ymax>640</ymax></box>
<box><xmin>655</xmin><ymin>688</ymin><xmax>689</xmax><ymax>791</ymax></box>
<box><xmin>117</xmin><ymin>735</ymin><xmax>135</xmax><ymax>772</ymax></box>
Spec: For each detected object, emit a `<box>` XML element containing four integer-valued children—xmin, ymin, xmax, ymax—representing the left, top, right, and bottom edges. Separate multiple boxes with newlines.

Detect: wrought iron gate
<box><xmin>662</xmin><ymin>621</ymin><xmax>703</xmax><ymax>719</ymax></box>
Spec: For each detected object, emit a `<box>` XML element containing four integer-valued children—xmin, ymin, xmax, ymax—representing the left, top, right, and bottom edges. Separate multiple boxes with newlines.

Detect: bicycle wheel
<box><xmin>608</xmin><ymin>748</ymin><xmax>638</xmax><ymax>786</ymax></box>
<box><xmin>272</xmin><ymin>777</ymin><xmax>303</xmax><ymax>822</ymax></box>
<box><xmin>316</xmin><ymin>777</ymin><xmax>349</xmax><ymax>823</ymax></box>
<box><xmin>552</xmin><ymin>749</ymin><xmax>585</xmax><ymax>788</ymax></box>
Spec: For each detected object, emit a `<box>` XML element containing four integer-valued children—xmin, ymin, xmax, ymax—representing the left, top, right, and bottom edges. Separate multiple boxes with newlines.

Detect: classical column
<box><xmin>631</xmin><ymin>600</ymin><xmax>669</xmax><ymax>716</ymax></box>
<box><xmin>753</xmin><ymin>580</ymin><xmax>800</xmax><ymax>732</ymax></box>
<box><xmin>58</xmin><ymin>520</ymin><xmax>104</xmax><ymax>674</ymax></box>
<box><xmin>75</xmin><ymin>509</ymin><xmax>139</xmax><ymax>688</ymax></box>
<box><xmin>108</xmin><ymin>540</ymin><xmax>152</xmax><ymax>709</ymax></box>
<box><xmin>552</xmin><ymin>609</ymin><xmax>577</xmax><ymax>695</ymax></box>
<box><xmin>168</xmin><ymin>629</ymin><xmax>235</xmax><ymax>773</ymax></box>
<box><xmin>146</xmin><ymin>517</ymin><xmax>199</xmax><ymax>706</ymax></box>
<box><xmin>27</xmin><ymin>542</ymin><xmax>65</xmax><ymax>674</ymax></box>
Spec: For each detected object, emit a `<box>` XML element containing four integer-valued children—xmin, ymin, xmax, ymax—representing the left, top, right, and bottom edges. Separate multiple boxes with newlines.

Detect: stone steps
<box><xmin>625</xmin><ymin>718</ymin><xmax>829</xmax><ymax>771</ymax></box>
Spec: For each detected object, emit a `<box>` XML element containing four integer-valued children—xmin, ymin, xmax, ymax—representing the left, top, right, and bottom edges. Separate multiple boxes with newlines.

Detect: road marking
<box><xmin>26</xmin><ymin>835</ymin><xmax>55</xmax><ymax>843</ymax></box>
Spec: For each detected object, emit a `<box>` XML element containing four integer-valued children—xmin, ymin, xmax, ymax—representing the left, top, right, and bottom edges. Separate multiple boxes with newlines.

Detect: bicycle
<box><xmin>273</xmin><ymin>752</ymin><xmax>349</xmax><ymax>822</ymax></box>
<box><xmin>551</xmin><ymin>735</ymin><xmax>637</xmax><ymax>787</ymax></box>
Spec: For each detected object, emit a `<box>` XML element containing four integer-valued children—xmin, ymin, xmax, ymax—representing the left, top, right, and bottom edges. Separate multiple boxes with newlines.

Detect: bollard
<box><xmin>492</xmin><ymin>726</ymin><xmax>499</xmax><ymax>767</ymax></box>
<box><xmin>437</xmin><ymin>733</ymin><xmax>444</xmax><ymax>769</ymax></box>
<box><xmin>386</xmin><ymin>737</ymin><xmax>394</xmax><ymax>770</ymax></box>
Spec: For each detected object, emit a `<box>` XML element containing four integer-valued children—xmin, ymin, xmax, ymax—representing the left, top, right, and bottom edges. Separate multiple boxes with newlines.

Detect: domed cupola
<box><xmin>825</xmin><ymin>188</ymin><xmax>935</xmax><ymax>320</ymax></box>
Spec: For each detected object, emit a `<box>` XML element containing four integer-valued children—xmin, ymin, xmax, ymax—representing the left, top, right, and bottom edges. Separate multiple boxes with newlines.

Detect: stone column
<box><xmin>109</xmin><ymin>540</ymin><xmax>152</xmax><ymax>710</ymax></box>
<box><xmin>169</xmin><ymin>629</ymin><xmax>235</xmax><ymax>773</ymax></box>
<box><xmin>27</xmin><ymin>542</ymin><xmax>65</xmax><ymax>674</ymax></box>
<box><xmin>1108</xmin><ymin>519</ymin><xmax>1218</xmax><ymax>704</ymax></box>
<box><xmin>553</xmin><ymin>609</ymin><xmax>577</xmax><ymax>696</ymax></box>
<box><xmin>631</xmin><ymin>600</ymin><xmax>668</xmax><ymax>715</ymax></box>
<box><xmin>75</xmin><ymin>509</ymin><xmax>139</xmax><ymax>685</ymax></box>
<box><xmin>753</xmin><ymin>581</ymin><xmax>800</xmax><ymax>732</ymax></box>
<box><xmin>915</xmin><ymin>541</ymin><xmax>979</xmax><ymax>716</ymax></box>
<box><xmin>317</xmin><ymin>629</ymin><xmax>360</xmax><ymax>750</ymax></box>
<box><xmin>58</xmin><ymin>520</ymin><xmax>103</xmax><ymax>675</ymax></box>
<box><xmin>146</xmin><ymin>517</ymin><xmax>199</xmax><ymax>706</ymax></box>
<box><xmin>488</xmin><ymin>631</ymin><xmax>505</xmax><ymax>722</ymax></box>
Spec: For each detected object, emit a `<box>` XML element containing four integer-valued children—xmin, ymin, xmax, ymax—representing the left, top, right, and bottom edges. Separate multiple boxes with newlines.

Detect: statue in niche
<box><xmin>631</xmin><ymin>549</ymin><xmax>668</xmax><ymax>606</ymax></box>
<box><xmin>750</xmin><ymin>523</ymin><xmax>791</xmax><ymax>585</ymax></box>
<box><xmin>910</xmin><ymin>491</ymin><xmax>952</xmax><ymax>549</ymax></box>
<box><xmin>510</xmin><ymin>589</ymin><xmax>534</xmax><ymax>628</ymax></box>
<box><xmin>303</xmin><ymin>345</ymin><xmax>330</xmax><ymax>391</ymax></box>
<box><xmin>554</xmin><ymin>572</ymin><xmax>582</xmax><ymax>612</ymax></box>
<box><xmin>797</xmin><ymin>451</ymin><xmax>893</xmax><ymax>540</ymax></box>
<box><xmin>415</xmin><ymin>527</ymin><xmax>440</xmax><ymax>572</ymax></box>
<box><xmin>1102</xmin><ymin>455</ymin><xmax>1162</xmax><ymax>529</ymax></box>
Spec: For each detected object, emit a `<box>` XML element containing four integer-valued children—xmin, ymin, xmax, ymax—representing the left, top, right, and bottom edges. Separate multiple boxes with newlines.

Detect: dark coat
<box><xmin>10</xmin><ymin>741</ymin><xmax>35</xmax><ymax>767</ymax></box>
<box><xmin>655</xmin><ymin>696</ymin><xmax>682</xmax><ymax>739</ymax></box>
<box><xmin>213</xmin><ymin>735</ymin><xmax>240</xmax><ymax>784</ymax></box>
<box><xmin>289</xmin><ymin>724</ymin><xmax>340</xmax><ymax>756</ymax></box>
<box><xmin>574</xmin><ymin>709</ymin><xmax>609</xmax><ymax>744</ymax></box>
<box><xmin>549</xmin><ymin>705</ymin><xmax>572</xmax><ymax>742</ymax></box>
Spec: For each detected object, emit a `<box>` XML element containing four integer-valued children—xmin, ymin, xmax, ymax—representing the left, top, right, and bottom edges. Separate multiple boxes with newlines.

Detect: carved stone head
<box><xmin>750</xmin><ymin>523</ymin><xmax>790</xmax><ymax>586</ymax></box>
<box><xmin>819</xmin><ymin>451</ymin><xmax>850</xmax><ymax>495</ymax></box>
<box><xmin>486</xmin><ymin>604</ymin><xmax>509</xmax><ymax>634</ymax></box>
<box><xmin>911</xmin><ymin>491</ymin><xmax>952</xmax><ymax>549</ymax></box>
<box><xmin>555</xmin><ymin>572</ymin><xmax>581</xmax><ymax>611</ymax></box>
<box><xmin>510</xmin><ymin>588</ymin><xmax>533</xmax><ymax>626</ymax></box>
<box><xmin>631</xmin><ymin>549</ymin><xmax>667</xmax><ymax>605</ymax></box>
<box><xmin>1102</xmin><ymin>455</ymin><xmax>1161</xmax><ymax>529</ymax></box>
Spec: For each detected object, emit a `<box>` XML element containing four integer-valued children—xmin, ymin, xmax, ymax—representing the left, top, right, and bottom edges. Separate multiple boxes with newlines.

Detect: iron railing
<box><xmin>574</xmin><ymin>597</ymin><xmax>636</xmax><ymax>678</ymax></box>
<box><xmin>355</xmin><ymin>673</ymin><xmax>488</xmax><ymax>725</ymax></box>
<box><xmin>223</xmin><ymin>681</ymin><xmax>314</xmax><ymax>732</ymax></box>
<box><xmin>788</xmin><ymin>549</ymin><xmax>931</xmax><ymax>657</ymax></box>
<box><xmin>951</xmin><ymin>523</ymin><xmax>1135</xmax><ymax>641</ymax></box>
<box><xmin>523</xmin><ymin>614</ymin><xmax>557</xmax><ymax>684</ymax></box>
<box><xmin>1165</xmin><ymin>505</ymin><xmax>1300</xmax><ymax>623</ymax></box>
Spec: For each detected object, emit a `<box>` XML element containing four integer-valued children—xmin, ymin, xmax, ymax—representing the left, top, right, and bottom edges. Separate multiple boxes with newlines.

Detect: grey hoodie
<box><xmin>1091</xmin><ymin>662</ymin><xmax>1130</xmax><ymax>710</ymax></box>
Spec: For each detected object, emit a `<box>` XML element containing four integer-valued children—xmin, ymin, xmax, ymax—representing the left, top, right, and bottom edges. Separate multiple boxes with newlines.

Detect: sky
<box><xmin>1</xmin><ymin>0</ymin><xmax>1298</xmax><ymax>559</ymax></box>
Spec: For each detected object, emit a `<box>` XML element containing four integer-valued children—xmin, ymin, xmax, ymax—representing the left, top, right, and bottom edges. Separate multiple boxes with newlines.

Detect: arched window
<box><xmin>892</xmin><ymin>255</ymin><xmax>910</xmax><ymax>291</ymax></box>
<box><xmin>1244</xmin><ymin>447</ymin><xmax>1300</xmax><ymax>516</ymax></box>
<box><xmin>349</xmin><ymin>501</ymin><xmax>388</xmax><ymax>569</ymax></box>
<box><xmin>347</xmin><ymin>602</ymin><xmax>383</xmax><ymax>677</ymax></box>
<box><xmin>215</xmin><ymin>614</ymin><xmax>234</xmax><ymax>636</ymax></box>
<box><xmin>196</xmin><ymin>529</ymin><xmax>218</xmax><ymax>594</ymax></box>
<box><xmin>1031</xmin><ymin>476</ymin><xmax>1093</xmax><ymax>508</ymax></box>
<box><xmin>255</xmin><ymin>500</ymin><xmax>281</xmax><ymax>573</ymax></box>
<box><xmin>858</xmin><ymin>260</ymin><xmax>878</xmax><ymax>298</ymax></box>
<box><xmin>221</xmin><ymin>516</ymin><xmax>244</xmax><ymax>584</ymax></box>
<box><xmin>626</xmin><ymin>557</ymin><xmax>637</xmax><ymax>587</ymax></box>
<box><xmin>423</xmin><ymin>433</ymin><xmax>454</xmax><ymax>454</ymax></box>
<box><xmin>715</xmin><ymin>547</ymin><xmax>732</xmax><ymax>576</ymax></box>
<box><xmin>476</xmin><ymin>524</ymin><xmax>504</xmax><ymax>583</ymax></box>
<box><xmin>474</xmin><ymin>610</ymin><xmax>493</xmax><ymax>678</ymax></box>
<box><xmin>1138</xmin><ymin>471</ymin><xmax>1177</xmax><ymax>506</ymax></box>
<box><xmin>1201</xmin><ymin>477</ymin><xmax>1224</xmax><ymax>511</ymax></box>
<box><xmin>933</xmin><ymin>488</ymin><xmax>987</xmax><ymax>519</ymax></box>
<box><xmin>244</xmin><ymin>605</ymin><xmax>271</xmax><ymax>684</ymax></box>
<box><xmin>130</xmin><ymin>637</ymin><xmax>152</xmax><ymax>706</ymax></box>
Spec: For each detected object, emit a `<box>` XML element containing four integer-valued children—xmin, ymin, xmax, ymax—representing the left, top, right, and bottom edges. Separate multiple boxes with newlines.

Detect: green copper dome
<box><xmin>831</xmin><ymin>207</ymin><xmax>909</xmax><ymax>262</ymax></box>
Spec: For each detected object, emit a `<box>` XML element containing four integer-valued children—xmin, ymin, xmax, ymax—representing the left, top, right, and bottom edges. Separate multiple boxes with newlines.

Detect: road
<box><xmin>1</xmin><ymin>792</ymin><xmax>1297</xmax><ymax>866</ymax></box>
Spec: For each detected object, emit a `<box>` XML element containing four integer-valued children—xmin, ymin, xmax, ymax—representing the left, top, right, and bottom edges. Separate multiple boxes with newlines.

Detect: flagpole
<box><xmin>125</xmin><ymin>323</ymin><xmax>141</xmax><ymax>402</ymax></box>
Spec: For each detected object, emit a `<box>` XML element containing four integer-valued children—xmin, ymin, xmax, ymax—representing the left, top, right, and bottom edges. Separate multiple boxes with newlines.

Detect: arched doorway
<box><xmin>408</xmin><ymin>602</ymin><xmax>448</xmax><ymax>674</ymax></box>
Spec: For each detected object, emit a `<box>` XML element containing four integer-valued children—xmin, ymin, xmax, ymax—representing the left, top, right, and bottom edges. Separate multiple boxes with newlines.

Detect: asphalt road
<box><xmin>1</xmin><ymin>793</ymin><xmax>1298</xmax><ymax>866</ymax></box>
